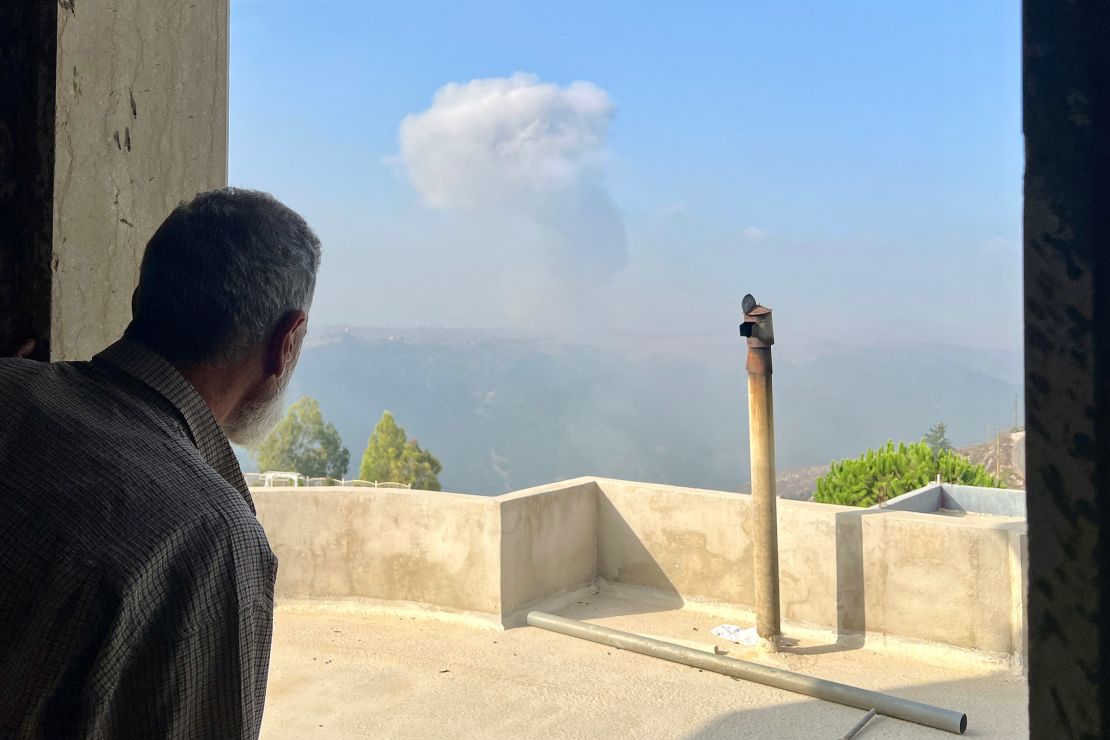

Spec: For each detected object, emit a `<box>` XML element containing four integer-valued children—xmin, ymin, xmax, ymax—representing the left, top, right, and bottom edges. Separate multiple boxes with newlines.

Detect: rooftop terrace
<box><xmin>261</xmin><ymin>592</ymin><xmax>1027</xmax><ymax>739</ymax></box>
<box><xmin>253</xmin><ymin>477</ymin><xmax>1029</xmax><ymax>737</ymax></box>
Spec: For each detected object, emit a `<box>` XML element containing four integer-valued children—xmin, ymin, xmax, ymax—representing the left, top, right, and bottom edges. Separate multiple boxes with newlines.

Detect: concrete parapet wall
<box><xmin>941</xmin><ymin>484</ymin><xmax>1027</xmax><ymax>517</ymax></box>
<box><xmin>253</xmin><ymin>478</ymin><xmax>1027</xmax><ymax>662</ymax></box>
<box><xmin>881</xmin><ymin>485</ymin><xmax>944</xmax><ymax>513</ymax></box>
<box><xmin>499</xmin><ymin>479</ymin><xmax>598</xmax><ymax>619</ymax></box>
<box><xmin>777</xmin><ymin>500</ymin><xmax>854</xmax><ymax>630</ymax></box>
<box><xmin>596</xmin><ymin>480</ymin><xmax>753</xmax><ymax>606</ymax></box>
<box><xmin>860</xmin><ymin>511</ymin><xmax>1021</xmax><ymax>655</ymax></box>
<box><xmin>878</xmin><ymin>483</ymin><xmax>1026</xmax><ymax>517</ymax></box>
<box><xmin>254</xmin><ymin>487</ymin><xmax>502</xmax><ymax>617</ymax></box>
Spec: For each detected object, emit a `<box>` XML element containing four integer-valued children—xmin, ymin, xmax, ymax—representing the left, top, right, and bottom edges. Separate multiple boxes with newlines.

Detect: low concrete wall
<box><xmin>881</xmin><ymin>484</ymin><xmax>944</xmax><ymax>513</ymax></box>
<box><xmin>593</xmin><ymin>480</ymin><xmax>1025</xmax><ymax>660</ymax></box>
<box><xmin>777</xmin><ymin>500</ymin><xmax>857</xmax><ymax>631</ymax></box>
<box><xmin>879</xmin><ymin>483</ymin><xmax>1026</xmax><ymax>517</ymax></box>
<box><xmin>597</xmin><ymin>480</ymin><xmax>753</xmax><ymax>607</ymax></box>
<box><xmin>942</xmin><ymin>484</ymin><xmax>1027</xmax><ymax>517</ymax></box>
<box><xmin>253</xmin><ymin>478</ymin><xmax>1028</xmax><ymax>663</ymax></box>
<box><xmin>254</xmin><ymin>487</ymin><xmax>502</xmax><ymax>618</ymax></box>
<box><xmin>860</xmin><ymin>511</ymin><xmax>1022</xmax><ymax>655</ymax></box>
<box><xmin>499</xmin><ymin>479</ymin><xmax>598</xmax><ymax>620</ymax></box>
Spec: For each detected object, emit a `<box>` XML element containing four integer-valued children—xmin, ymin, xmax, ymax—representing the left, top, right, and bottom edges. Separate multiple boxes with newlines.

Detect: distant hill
<box><xmin>239</xmin><ymin>328</ymin><xmax>1023</xmax><ymax>496</ymax></box>
<box><xmin>737</xmin><ymin>464</ymin><xmax>830</xmax><ymax>501</ymax></box>
<box><xmin>960</xmin><ymin>428</ymin><xmax>1026</xmax><ymax>489</ymax></box>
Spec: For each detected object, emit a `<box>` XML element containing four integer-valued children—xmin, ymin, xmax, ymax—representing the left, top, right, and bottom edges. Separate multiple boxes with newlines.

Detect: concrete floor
<box><xmin>262</xmin><ymin>594</ymin><xmax>1028</xmax><ymax>740</ymax></box>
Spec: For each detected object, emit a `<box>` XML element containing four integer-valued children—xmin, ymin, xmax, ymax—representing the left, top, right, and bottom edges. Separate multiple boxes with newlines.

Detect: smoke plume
<box><xmin>396</xmin><ymin>73</ymin><xmax>628</xmax><ymax>303</ymax></box>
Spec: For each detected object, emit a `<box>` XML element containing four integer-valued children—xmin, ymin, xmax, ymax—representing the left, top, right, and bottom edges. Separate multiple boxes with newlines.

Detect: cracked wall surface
<box><xmin>49</xmin><ymin>0</ymin><xmax>228</xmax><ymax>360</ymax></box>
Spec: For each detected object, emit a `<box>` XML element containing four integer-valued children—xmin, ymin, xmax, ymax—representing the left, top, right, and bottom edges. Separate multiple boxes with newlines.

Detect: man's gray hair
<box><xmin>126</xmin><ymin>188</ymin><xmax>321</xmax><ymax>364</ymax></box>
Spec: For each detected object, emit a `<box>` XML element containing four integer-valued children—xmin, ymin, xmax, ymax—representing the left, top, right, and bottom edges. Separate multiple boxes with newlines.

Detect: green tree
<box><xmin>256</xmin><ymin>397</ymin><xmax>350</xmax><ymax>479</ymax></box>
<box><xmin>814</xmin><ymin>440</ymin><xmax>1001</xmax><ymax>508</ymax></box>
<box><xmin>923</xmin><ymin>422</ymin><xmax>954</xmax><ymax>454</ymax></box>
<box><xmin>359</xmin><ymin>411</ymin><xmax>443</xmax><ymax>490</ymax></box>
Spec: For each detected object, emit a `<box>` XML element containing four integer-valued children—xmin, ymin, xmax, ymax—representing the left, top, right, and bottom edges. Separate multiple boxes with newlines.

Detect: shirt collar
<box><xmin>93</xmin><ymin>339</ymin><xmax>255</xmax><ymax>513</ymax></box>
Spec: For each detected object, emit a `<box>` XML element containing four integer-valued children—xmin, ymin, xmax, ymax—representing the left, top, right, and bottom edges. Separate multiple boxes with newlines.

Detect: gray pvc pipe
<box><xmin>527</xmin><ymin>611</ymin><xmax>967</xmax><ymax>735</ymax></box>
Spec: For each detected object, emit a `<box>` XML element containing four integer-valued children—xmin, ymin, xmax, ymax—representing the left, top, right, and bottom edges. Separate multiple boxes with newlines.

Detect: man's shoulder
<box><xmin>0</xmin><ymin>354</ymin><xmax>269</xmax><ymax>576</ymax></box>
<box><xmin>127</xmin><ymin>477</ymin><xmax>275</xmax><ymax>580</ymax></box>
<box><xmin>0</xmin><ymin>356</ymin><xmax>38</xmax><ymax>374</ymax></box>
<box><xmin>0</xmin><ymin>354</ymin><xmax>189</xmax><ymax>476</ymax></box>
<box><xmin>0</xmin><ymin>356</ymin><xmax>121</xmax><ymax>424</ymax></box>
<box><xmin>0</xmin><ymin>356</ymin><xmax>86</xmax><ymax>382</ymax></box>
<box><xmin>110</xmin><ymin>475</ymin><xmax>276</xmax><ymax>633</ymax></box>
<box><xmin>97</xmin><ymin>448</ymin><xmax>268</xmax><ymax>562</ymax></box>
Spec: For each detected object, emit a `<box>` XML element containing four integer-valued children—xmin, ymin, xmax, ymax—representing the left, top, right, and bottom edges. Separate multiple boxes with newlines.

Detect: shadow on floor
<box><xmin>548</xmin><ymin>495</ymin><xmax>684</xmax><ymax>621</ymax></box>
<box><xmin>684</xmin><ymin>674</ymin><xmax>1027</xmax><ymax>740</ymax></box>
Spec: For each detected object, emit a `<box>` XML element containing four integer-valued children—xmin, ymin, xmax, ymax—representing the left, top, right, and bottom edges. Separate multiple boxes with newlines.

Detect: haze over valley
<box><xmin>237</xmin><ymin>326</ymin><xmax>1022</xmax><ymax>495</ymax></box>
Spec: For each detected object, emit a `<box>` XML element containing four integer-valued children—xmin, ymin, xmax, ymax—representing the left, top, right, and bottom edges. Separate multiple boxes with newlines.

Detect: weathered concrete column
<box><xmin>741</xmin><ymin>295</ymin><xmax>781</xmax><ymax>650</ymax></box>
<box><xmin>0</xmin><ymin>0</ymin><xmax>229</xmax><ymax>361</ymax></box>
<box><xmin>1024</xmin><ymin>1</ymin><xmax>1110</xmax><ymax>735</ymax></box>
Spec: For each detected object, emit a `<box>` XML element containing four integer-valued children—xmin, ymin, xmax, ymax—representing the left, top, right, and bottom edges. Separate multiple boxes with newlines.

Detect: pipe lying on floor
<box><xmin>526</xmin><ymin>611</ymin><xmax>967</xmax><ymax>735</ymax></box>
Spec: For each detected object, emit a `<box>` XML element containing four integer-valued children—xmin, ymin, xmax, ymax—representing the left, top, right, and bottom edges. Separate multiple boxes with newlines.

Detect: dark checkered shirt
<box><xmin>0</xmin><ymin>339</ymin><xmax>278</xmax><ymax>739</ymax></box>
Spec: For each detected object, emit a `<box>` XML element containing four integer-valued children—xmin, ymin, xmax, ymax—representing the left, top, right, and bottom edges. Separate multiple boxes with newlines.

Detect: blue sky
<box><xmin>230</xmin><ymin>1</ymin><xmax>1022</xmax><ymax>353</ymax></box>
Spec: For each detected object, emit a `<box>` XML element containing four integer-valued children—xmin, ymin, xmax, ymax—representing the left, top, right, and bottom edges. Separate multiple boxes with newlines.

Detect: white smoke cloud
<box><xmin>395</xmin><ymin>73</ymin><xmax>628</xmax><ymax>282</ymax></box>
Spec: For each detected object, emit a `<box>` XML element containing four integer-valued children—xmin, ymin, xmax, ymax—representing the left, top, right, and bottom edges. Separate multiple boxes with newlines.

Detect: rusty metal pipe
<box><xmin>526</xmin><ymin>611</ymin><xmax>967</xmax><ymax>735</ymax></box>
<box><xmin>741</xmin><ymin>295</ymin><xmax>781</xmax><ymax>649</ymax></box>
<box><xmin>748</xmin><ymin>360</ymin><xmax>780</xmax><ymax>648</ymax></box>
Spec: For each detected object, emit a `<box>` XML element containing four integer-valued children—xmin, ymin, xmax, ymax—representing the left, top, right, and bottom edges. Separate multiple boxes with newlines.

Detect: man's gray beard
<box><xmin>224</xmin><ymin>372</ymin><xmax>293</xmax><ymax>448</ymax></box>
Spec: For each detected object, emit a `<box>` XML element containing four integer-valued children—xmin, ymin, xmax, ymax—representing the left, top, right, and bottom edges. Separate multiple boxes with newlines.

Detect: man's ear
<box><xmin>265</xmin><ymin>310</ymin><xmax>308</xmax><ymax>378</ymax></box>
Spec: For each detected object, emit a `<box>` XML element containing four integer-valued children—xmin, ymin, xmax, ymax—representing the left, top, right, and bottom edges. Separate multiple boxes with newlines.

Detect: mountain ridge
<box><xmin>239</xmin><ymin>328</ymin><xmax>1022</xmax><ymax>496</ymax></box>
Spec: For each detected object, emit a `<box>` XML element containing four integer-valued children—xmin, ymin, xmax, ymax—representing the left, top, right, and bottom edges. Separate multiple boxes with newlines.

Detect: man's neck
<box><xmin>177</xmin><ymin>361</ymin><xmax>258</xmax><ymax>426</ymax></box>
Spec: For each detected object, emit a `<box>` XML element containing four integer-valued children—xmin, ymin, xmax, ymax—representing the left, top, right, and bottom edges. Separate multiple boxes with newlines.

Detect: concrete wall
<box><xmin>881</xmin><ymin>485</ymin><xmax>943</xmax><ymax>513</ymax></box>
<box><xmin>941</xmin><ymin>485</ymin><xmax>1026</xmax><ymax>517</ymax></box>
<box><xmin>254</xmin><ymin>487</ymin><xmax>502</xmax><ymax>617</ymax></box>
<box><xmin>253</xmin><ymin>478</ymin><xmax>1027</xmax><ymax>661</ymax></box>
<box><xmin>50</xmin><ymin>0</ymin><xmax>229</xmax><ymax>360</ymax></box>
<box><xmin>0</xmin><ymin>0</ymin><xmax>229</xmax><ymax>359</ymax></box>
<box><xmin>499</xmin><ymin>480</ymin><xmax>598</xmax><ymax>620</ymax></box>
<box><xmin>593</xmin><ymin>481</ymin><xmax>1025</xmax><ymax>657</ymax></box>
<box><xmin>880</xmin><ymin>483</ymin><xmax>1026</xmax><ymax>517</ymax></box>
<box><xmin>777</xmin><ymin>500</ymin><xmax>857</xmax><ymax>630</ymax></box>
<box><xmin>597</xmin><ymin>480</ymin><xmax>753</xmax><ymax>606</ymax></box>
<box><xmin>860</xmin><ymin>512</ymin><xmax>1022</xmax><ymax>655</ymax></box>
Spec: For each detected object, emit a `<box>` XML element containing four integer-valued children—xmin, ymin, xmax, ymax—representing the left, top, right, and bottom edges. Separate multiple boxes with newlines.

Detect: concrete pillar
<box><xmin>0</xmin><ymin>0</ymin><xmax>228</xmax><ymax>361</ymax></box>
<box><xmin>1023</xmin><ymin>1</ymin><xmax>1110</xmax><ymax>735</ymax></box>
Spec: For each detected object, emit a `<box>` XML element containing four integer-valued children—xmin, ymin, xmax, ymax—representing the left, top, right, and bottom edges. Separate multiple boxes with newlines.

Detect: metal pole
<box><xmin>995</xmin><ymin>430</ymin><xmax>1002</xmax><ymax>482</ymax></box>
<box><xmin>748</xmin><ymin>349</ymin><xmax>780</xmax><ymax>649</ymax></box>
<box><xmin>527</xmin><ymin>611</ymin><xmax>967</xmax><ymax>735</ymax></box>
<box><xmin>741</xmin><ymin>294</ymin><xmax>780</xmax><ymax>650</ymax></box>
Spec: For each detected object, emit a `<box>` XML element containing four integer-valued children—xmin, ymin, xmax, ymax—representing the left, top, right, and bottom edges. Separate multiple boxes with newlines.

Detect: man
<box><xmin>0</xmin><ymin>188</ymin><xmax>321</xmax><ymax>738</ymax></box>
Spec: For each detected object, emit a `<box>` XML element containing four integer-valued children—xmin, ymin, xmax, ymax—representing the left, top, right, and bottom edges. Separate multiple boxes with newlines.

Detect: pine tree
<box><xmin>256</xmin><ymin>397</ymin><xmax>350</xmax><ymax>479</ymax></box>
<box><xmin>923</xmin><ymin>422</ymin><xmax>954</xmax><ymax>454</ymax></box>
<box><xmin>359</xmin><ymin>411</ymin><xmax>443</xmax><ymax>491</ymax></box>
<box><xmin>814</xmin><ymin>440</ymin><xmax>999</xmax><ymax>507</ymax></box>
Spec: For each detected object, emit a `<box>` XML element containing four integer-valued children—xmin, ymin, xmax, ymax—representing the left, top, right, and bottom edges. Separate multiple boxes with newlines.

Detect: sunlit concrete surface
<box><xmin>254</xmin><ymin>479</ymin><xmax>1029</xmax><ymax>663</ymax></box>
<box><xmin>262</xmin><ymin>593</ymin><xmax>1027</xmax><ymax>740</ymax></box>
